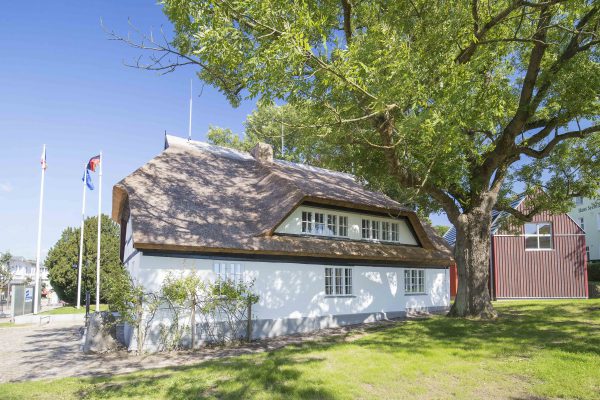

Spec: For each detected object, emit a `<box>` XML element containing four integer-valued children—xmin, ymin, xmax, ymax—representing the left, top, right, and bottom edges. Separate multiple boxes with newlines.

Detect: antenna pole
<box><xmin>188</xmin><ymin>79</ymin><xmax>193</xmax><ymax>141</ymax></box>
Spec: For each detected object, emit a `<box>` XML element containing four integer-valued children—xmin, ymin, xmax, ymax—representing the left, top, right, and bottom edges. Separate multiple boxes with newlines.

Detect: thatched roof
<box><xmin>112</xmin><ymin>135</ymin><xmax>453</xmax><ymax>266</ymax></box>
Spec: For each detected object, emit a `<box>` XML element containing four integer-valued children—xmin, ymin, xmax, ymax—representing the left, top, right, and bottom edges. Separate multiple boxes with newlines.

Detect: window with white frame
<box><xmin>597</xmin><ymin>213</ymin><xmax>600</xmax><ymax>231</ymax></box>
<box><xmin>361</xmin><ymin>219</ymin><xmax>371</xmax><ymax>239</ymax></box>
<box><xmin>524</xmin><ymin>222</ymin><xmax>553</xmax><ymax>250</ymax></box>
<box><xmin>325</xmin><ymin>267</ymin><xmax>352</xmax><ymax>296</ymax></box>
<box><xmin>339</xmin><ymin>216</ymin><xmax>348</xmax><ymax>237</ymax></box>
<box><xmin>213</xmin><ymin>262</ymin><xmax>244</xmax><ymax>284</ymax></box>
<box><xmin>404</xmin><ymin>269</ymin><xmax>425</xmax><ymax>294</ymax></box>
<box><xmin>371</xmin><ymin>220</ymin><xmax>380</xmax><ymax>240</ymax></box>
<box><xmin>327</xmin><ymin>214</ymin><xmax>337</xmax><ymax>236</ymax></box>
<box><xmin>391</xmin><ymin>222</ymin><xmax>399</xmax><ymax>241</ymax></box>
<box><xmin>381</xmin><ymin>221</ymin><xmax>390</xmax><ymax>241</ymax></box>
<box><xmin>575</xmin><ymin>196</ymin><xmax>583</xmax><ymax>206</ymax></box>
<box><xmin>314</xmin><ymin>212</ymin><xmax>325</xmax><ymax>235</ymax></box>
<box><xmin>579</xmin><ymin>217</ymin><xmax>585</xmax><ymax>231</ymax></box>
<box><xmin>586</xmin><ymin>246</ymin><xmax>590</xmax><ymax>261</ymax></box>
<box><xmin>301</xmin><ymin>211</ymin><xmax>312</xmax><ymax>233</ymax></box>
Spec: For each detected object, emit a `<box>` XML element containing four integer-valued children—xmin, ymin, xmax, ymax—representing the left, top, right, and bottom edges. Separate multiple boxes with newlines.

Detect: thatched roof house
<box><xmin>113</xmin><ymin>135</ymin><xmax>452</xmax><ymax>266</ymax></box>
<box><xmin>112</xmin><ymin>134</ymin><xmax>453</xmax><ymax>351</ymax></box>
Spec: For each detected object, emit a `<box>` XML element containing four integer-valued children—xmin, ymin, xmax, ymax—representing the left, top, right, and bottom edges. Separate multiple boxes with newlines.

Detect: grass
<box><xmin>38</xmin><ymin>304</ymin><xmax>108</xmax><ymax>315</ymax></box>
<box><xmin>2</xmin><ymin>300</ymin><xmax>600</xmax><ymax>399</ymax></box>
<box><xmin>0</xmin><ymin>322</ymin><xmax>15</xmax><ymax>328</ymax></box>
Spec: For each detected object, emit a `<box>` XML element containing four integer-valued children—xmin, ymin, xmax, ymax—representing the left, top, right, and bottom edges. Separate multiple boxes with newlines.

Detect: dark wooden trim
<box><xmin>141</xmin><ymin>249</ymin><xmax>449</xmax><ymax>268</ymax></box>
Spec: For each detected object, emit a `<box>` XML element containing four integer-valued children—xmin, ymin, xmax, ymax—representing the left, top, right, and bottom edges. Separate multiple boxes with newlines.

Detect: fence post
<box><xmin>246</xmin><ymin>299</ymin><xmax>252</xmax><ymax>342</ymax></box>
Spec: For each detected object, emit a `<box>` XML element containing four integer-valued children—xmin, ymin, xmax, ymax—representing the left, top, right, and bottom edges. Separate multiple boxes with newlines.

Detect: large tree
<box><xmin>45</xmin><ymin>215</ymin><xmax>123</xmax><ymax>304</ymax></box>
<box><xmin>112</xmin><ymin>1</ymin><xmax>599</xmax><ymax>317</ymax></box>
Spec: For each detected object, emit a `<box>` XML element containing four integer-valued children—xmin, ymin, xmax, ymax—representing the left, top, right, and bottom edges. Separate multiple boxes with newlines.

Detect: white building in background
<box><xmin>112</xmin><ymin>135</ymin><xmax>453</xmax><ymax>351</ymax></box>
<box><xmin>570</xmin><ymin>196</ymin><xmax>600</xmax><ymax>262</ymax></box>
<box><xmin>7</xmin><ymin>256</ymin><xmax>50</xmax><ymax>286</ymax></box>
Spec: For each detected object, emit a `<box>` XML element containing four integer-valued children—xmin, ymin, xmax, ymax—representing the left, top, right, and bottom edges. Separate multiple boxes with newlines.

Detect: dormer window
<box><xmin>371</xmin><ymin>221</ymin><xmax>380</xmax><ymax>240</ymax></box>
<box><xmin>339</xmin><ymin>216</ymin><xmax>348</xmax><ymax>237</ymax></box>
<box><xmin>301</xmin><ymin>211</ymin><xmax>312</xmax><ymax>233</ymax></box>
<box><xmin>362</xmin><ymin>219</ymin><xmax>371</xmax><ymax>239</ymax></box>
<box><xmin>314</xmin><ymin>213</ymin><xmax>325</xmax><ymax>234</ymax></box>
<box><xmin>327</xmin><ymin>215</ymin><xmax>337</xmax><ymax>235</ymax></box>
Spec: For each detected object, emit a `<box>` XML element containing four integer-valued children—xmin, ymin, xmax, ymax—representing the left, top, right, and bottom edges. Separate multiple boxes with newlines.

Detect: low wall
<box><xmin>124</xmin><ymin>305</ymin><xmax>449</xmax><ymax>353</ymax></box>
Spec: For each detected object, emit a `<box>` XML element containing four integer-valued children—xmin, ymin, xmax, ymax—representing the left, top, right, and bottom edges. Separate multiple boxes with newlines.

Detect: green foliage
<box><xmin>588</xmin><ymin>261</ymin><xmax>600</xmax><ymax>282</ymax></box>
<box><xmin>159</xmin><ymin>0</ymin><xmax>599</xmax><ymax>219</ymax></box>
<box><xmin>0</xmin><ymin>250</ymin><xmax>12</xmax><ymax>292</ymax></box>
<box><xmin>44</xmin><ymin>215</ymin><xmax>123</xmax><ymax>304</ymax></box>
<box><xmin>433</xmin><ymin>225</ymin><xmax>450</xmax><ymax>237</ymax></box>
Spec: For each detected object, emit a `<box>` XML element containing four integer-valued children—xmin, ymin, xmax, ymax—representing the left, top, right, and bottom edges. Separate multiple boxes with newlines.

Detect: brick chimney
<box><xmin>250</xmin><ymin>142</ymin><xmax>273</xmax><ymax>163</ymax></box>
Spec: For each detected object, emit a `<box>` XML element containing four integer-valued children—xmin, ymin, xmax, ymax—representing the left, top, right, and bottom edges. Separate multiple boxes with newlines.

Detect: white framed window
<box><xmin>327</xmin><ymin>214</ymin><xmax>337</xmax><ymax>236</ymax></box>
<box><xmin>339</xmin><ymin>216</ymin><xmax>348</xmax><ymax>237</ymax></box>
<box><xmin>524</xmin><ymin>222</ymin><xmax>553</xmax><ymax>250</ymax></box>
<box><xmin>362</xmin><ymin>219</ymin><xmax>371</xmax><ymax>239</ymax></box>
<box><xmin>213</xmin><ymin>262</ymin><xmax>244</xmax><ymax>284</ymax></box>
<box><xmin>325</xmin><ymin>267</ymin><xmax>352</xmax><ymax>296</ymax></box>
<box><xmin>371</xmin><ymin>220</ymin><xmax>380</xmax><ymax>240</ymax></box>
<box><xmin>578</xmin><ymin>217</ymin><xmax>585</xmax><ymax>231</ymax></box>
<box><xmin>575</xmin><ymin>197</ymin><xmax>583</xmax><ymax>206</ymax></box>
<box><xmin>404</xmin><ymin>269</ymin><xmax>425</xmax><ymax>294</ymax></box>
<box><xmin>586</xmin><ymin>246</ymin><xmax>590</xmax><ymax>261</ymax></box>
<box><xmin>314</xmin><ymin>212</ymin><xmax>325</xmax><ymax>235</ymax></box>
<box><xmin>381</xmin><ymin>222</ymin><xmax>390</xmax><ymax>241</ymax></box>
<box><xmin>391</xmin><ymin>223</ymin><xmax>399</xmax><ymax>242</ymax></box>
<box><xmin>597</xmin><ymin>213</ymin><xmax>600</xmax><ymax>231</ymax></box>
<box><xmin>301</xmin><ymin>211</ymin><xmax>312</xmax><ymax>233</ymax></box>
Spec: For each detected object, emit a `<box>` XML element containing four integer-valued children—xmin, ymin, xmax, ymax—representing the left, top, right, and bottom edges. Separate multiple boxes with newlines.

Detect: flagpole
<box><xmin>33</xmin><ymin>144</ymin><xmax>46</xmax><ymax>315</ymax></box>
<box><xmin>95</xmin><ymin>152</ymin><xmax>102</xmax><ymax>312</ymax></box>
<box><xmin>76</xmin><ymin>164</ymin><xmax>87</xmax><ymax>309</ymax></box>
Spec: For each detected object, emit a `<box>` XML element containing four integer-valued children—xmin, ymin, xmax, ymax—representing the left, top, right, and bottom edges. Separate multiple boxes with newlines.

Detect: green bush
<box><xmin>589</xmin><ymin>282</ymin><xmax>600</xmax><ymax>299</ymax></box>
<box><xmin>588</xmin><ymin>261</ymin><xmax>600</xmax><ymax>282</ymax></box>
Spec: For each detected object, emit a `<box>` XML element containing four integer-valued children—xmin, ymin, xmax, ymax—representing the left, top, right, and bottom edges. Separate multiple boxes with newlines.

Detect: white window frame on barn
<box><xmin>524</xmin><ymin>222</ymin><xmax>553</xmax><ymax>250</ymax></box>
<box><xmin>404</xmin><ymin>269</ymin><xmax>426</xmax><ymax>294</ymax></box>
<box><xmin>325</xmin><ymin>267</ymin><xmax>353</xmax><ymax>296</ymax></box>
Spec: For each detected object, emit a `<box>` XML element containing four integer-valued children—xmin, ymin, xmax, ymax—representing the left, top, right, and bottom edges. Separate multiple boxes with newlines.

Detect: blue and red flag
<box><xmin>82</xmin><ymin>169</ymin><xmax>94</xmax><ymax>190</ymax></box>
<box><xmin>87</xmin><ymin>155</ymin><xmax>101</xmax><ymax>172</ymax></box>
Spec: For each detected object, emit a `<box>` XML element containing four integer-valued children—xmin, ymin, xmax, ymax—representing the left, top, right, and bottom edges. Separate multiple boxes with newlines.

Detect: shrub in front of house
<box><xmin>588</xmin><ymin>261</ymin><xmax>600</xmax><ymax>282</ymax></box>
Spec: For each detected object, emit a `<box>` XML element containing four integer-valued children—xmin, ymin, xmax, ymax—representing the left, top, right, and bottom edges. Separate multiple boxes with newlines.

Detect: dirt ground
<box><xmin>0</xmin><ymin>319</ymin><xmax>395</xmax><ymax>383</ymax></box>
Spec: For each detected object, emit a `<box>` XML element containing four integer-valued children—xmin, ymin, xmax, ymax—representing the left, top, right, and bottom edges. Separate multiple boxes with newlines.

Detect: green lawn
<box><xmin>38</xmin><ymin>304</ymin><xmax>108</xmax><ymax>315</ymax></box>
<box><xmin>2</xmin><ymin>300</ymin><xmax>600</xmax><ymax>400</ymax></box>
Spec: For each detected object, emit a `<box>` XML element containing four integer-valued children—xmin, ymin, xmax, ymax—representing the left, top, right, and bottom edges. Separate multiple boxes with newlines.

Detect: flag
<box><xmin>82</xmin><ymin>169</ymin><xmax>94</xmax><ymax>190</ymax></box>
<box><xmin>40</xmin><ymin>147</ymin><xmax>47</xmax><ymax>170</ymax></box>
<box><xmin>87</xmin><ymin>155</ymin><xmax>101</xmax><ymax>172</ymax></box>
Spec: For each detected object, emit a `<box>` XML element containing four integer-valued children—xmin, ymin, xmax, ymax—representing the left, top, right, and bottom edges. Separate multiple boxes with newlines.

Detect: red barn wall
<box><xmin>493</xmin><ymin>209</ymin><xmax>587</xmax><ymax>299</ymax></box>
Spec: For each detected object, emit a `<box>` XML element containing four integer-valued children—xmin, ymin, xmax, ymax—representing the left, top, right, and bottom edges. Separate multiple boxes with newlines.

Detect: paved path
<box><xmin>0</xmin><ymin>318</ymin><xmax>401</xmax><ymax>383</ymax></box>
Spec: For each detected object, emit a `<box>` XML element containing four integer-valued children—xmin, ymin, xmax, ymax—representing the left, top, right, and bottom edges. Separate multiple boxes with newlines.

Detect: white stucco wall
<box><xmin>275</xmin><ymin>205</ymin><xmax>418</xmax><ymax>245</ymax></box>
<box><xmin>136</xmin><ymin>254</ymin><xmax>450</xmax><ymax>321</ymax></box>
<box><xmin>569</xmin><ymin>196</ymin><xmax>600</xmax><ymax>261</ymax></box>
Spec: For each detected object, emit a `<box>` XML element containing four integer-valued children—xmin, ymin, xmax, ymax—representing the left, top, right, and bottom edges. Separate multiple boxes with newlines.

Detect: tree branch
<box><xmin>519</xmin><ymin>125</ymin><xmax>600</xmax><ymax>159</ymax></box>
<box><xmin>341</xmin><ymin>0</ymin><xmax>353</xmax><ymax>45</ymax></box>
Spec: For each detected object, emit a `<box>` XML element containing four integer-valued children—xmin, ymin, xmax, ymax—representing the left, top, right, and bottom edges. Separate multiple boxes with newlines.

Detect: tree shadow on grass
<box><xmin>79</xmin><ymin>351</ymin><xmax>335</xmax><ymax>400</ymax></box>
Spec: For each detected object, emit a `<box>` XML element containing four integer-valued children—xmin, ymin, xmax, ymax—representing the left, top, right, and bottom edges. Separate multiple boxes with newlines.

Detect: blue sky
<box><xmin>0</xmin><ymin>1</ymin><xmax>448</xmax><ymax>260</ymax></box>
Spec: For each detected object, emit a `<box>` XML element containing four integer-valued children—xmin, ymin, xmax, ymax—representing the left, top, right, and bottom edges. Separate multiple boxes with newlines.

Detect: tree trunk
<box><xmin>448</xmin><ymin>209</ymin><xmax>498</xmax><ymax>319</ymax></box>
<box><xmin>190</xmin><ymin>299</ymin><xmax>196</xmax><ymax>349</ymax></box>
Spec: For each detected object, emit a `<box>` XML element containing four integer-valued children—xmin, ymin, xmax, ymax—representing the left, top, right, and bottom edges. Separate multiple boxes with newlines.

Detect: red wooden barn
<box><xmin>444</xmin><ymin>197</ymin><xmax>588</xmax><ymax>299</ymax></box>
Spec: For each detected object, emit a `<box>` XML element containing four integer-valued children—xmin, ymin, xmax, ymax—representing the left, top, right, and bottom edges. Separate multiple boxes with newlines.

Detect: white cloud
<box><xmin>0</xmin><ymin>181</ymin><xmax>12</xmax><ymax>193</ymax></box>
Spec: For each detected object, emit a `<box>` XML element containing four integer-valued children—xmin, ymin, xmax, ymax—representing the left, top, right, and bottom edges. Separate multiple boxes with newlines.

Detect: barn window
<box><xmin>325</xmin><ymin>267</ymin><xmax>352</xmax><ymax>296</ymax></box>
<box><xmin>524</xmin><ymin>223</ymin><xmax>553</xmax><ymax>250</ymax></box>
<box><xmin>404</xmin><ymin>269</ymin><xmax>425</xmax><ymax>294</ymax></box>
